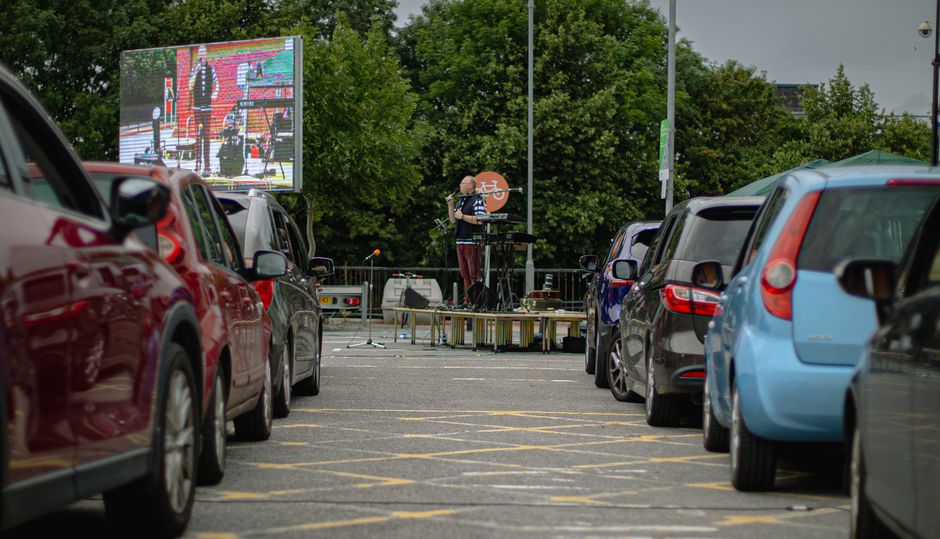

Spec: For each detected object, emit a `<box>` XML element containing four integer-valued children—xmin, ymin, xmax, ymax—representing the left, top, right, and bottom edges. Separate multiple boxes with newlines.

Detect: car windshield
<box><xmin>798</xmin><ymin>186</ymin><xmax>939</xmax><ymax>273</ymax></box>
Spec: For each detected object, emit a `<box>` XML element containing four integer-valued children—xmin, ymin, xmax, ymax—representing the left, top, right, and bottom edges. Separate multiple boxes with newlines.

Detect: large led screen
<box><xmin>120</xmin><ymin>37</ymin><xmax>302</xmax><ymax>192</ymax></box>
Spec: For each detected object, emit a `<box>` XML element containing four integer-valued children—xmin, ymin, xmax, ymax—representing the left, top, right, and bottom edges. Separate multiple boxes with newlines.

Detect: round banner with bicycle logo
<box><xmin>474</xmin><ymin>171</ymin><xmax>510</xmax><ymax>212</ymax></box>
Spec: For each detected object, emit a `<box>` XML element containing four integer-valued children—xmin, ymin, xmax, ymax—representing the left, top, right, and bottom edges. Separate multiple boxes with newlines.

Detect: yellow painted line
<box><xmin>550</xmin><ymin>496</ymin><xmax>602</xmax><ymax>505</ymax></box>
<box><xmin>321</xmin><ymin>470</ymin><xmax>414</xmax><ymax>488</ymax></box>
<box><xmin>272</xmin><ymin>423</ymin><xmax>320</xmax><ymax>429</ymax></box>
<box><xmin>290</xmin><ymin>516</ymin><xmax>390</xmax><ymax>531</ymax></box>
<box><xmin>648</xmin><ymin>454</ymin><xmax>726</xmax><ymax>463</ymax></box>
<box><xmin>392</xmin><ymin>509</ymin><xmax>457</xmax><ymax>519</ymax></box>
<box><xmin>269</xmin><ymin>488</ymin><xmax>306</xmax><ymax>496</ymax></box>
<box><xmin>293</xmin><ymin>408</ymin><xmax>637</xmax><ymax>417</ymax></box>
<box><xmin>278</xmin><ymin>442</ymin><xmax>309</xmax><ymax>446</ymax></box>
<box><xmin>688</xmin><ymin>482</ymin><xmax>843</xmax><ymax>503</ymax></box>
<box><xmin>216</xmin><ymin>491</ymin><xmax>268</xmax><ymax>501</ymax></box>
<box><xmin>715</xmin><ymin>506</ymin><xmax>844</xmax><ymax>527</ymax></box>
<box><xmin>196</xmin><ymin>533</ymin><xmax>238</xmax><ymax>539</ymax></box>
<box><xmin>572</xmin><ymin>460</ymin><xmax>647</xmax><ymax>469</ymax></box>
<box><xmin>687</xmin><ymin>481</ymin><xmax>736</xmax><ymax>492</ymax></box>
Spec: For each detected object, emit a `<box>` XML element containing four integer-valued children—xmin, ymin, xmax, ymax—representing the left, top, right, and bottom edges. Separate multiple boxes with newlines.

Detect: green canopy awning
<box><xmin>726</xmin><ymin>150</ymin><xmax>927</xmax><ymax>197</ymax></box>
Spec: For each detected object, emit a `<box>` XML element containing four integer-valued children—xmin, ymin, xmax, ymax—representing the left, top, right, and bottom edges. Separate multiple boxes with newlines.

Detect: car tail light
<box><xmin>344</xmin><ymin>296</ymin><xmax>361</xmax><ymax>306</ymax></box>
<box><xmin>158</xmin><ymin>231</ymin><xmax>184</xmax><ymax>265</ymax></box>
<box><xmin>660</xmin><ymin>284</ymin><xmax>721</xmax><ymax>317</ymax></box>
<box><xmin>678</xmin><ymin>369</ymin><xmax>705</xmax><ymax>379</ymax></box>
<box><xmin>254</xmin><ymin>280</ymin><xmax>275</xmax><ymax>310</ymax></box>
<box><xmin>760</xmin><ymin>191</ymin><xmax>821</xmax><ymax>320</ymax></box>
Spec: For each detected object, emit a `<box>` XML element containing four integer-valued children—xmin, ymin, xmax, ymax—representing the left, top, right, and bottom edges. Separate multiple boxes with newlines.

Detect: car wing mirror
<box><xmin>612</xmin><ymin>259</ymin><xmax>638</xmax><ymax>281</ymax></box>
<box><xmin>110</xmin><ymin>177</ymin><xmax>169</xmax><ymax>241</ymax></box>
<box><xmin>251</xmin><ymin>250</ymin><xmax>288</xmax><ymax>281</ymax></box>
<box><xmin>579</xmin><ymin>254</ymin><xmax>599</xmax><ymax>272</ymax></box>
<box><xmin>309</xmin><ymin>256</ymin><xmax>334</xmax><ymax>277</ymax></box>
<box><xmin>835</xmin><ymin>258</ymin><xmax>897</xmax><ymax>323</ymax></box>
<box><xmin>691</xmin><ymin>260</ymin><xmax>724</xmax><ymax>291</ymax></box>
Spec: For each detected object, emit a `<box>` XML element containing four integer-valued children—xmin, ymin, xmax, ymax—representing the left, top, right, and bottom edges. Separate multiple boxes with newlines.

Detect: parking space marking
<box><xmin>715</xmin><ymin>506</ymin><xmax>844</xmax><ymax>527</ymax></box>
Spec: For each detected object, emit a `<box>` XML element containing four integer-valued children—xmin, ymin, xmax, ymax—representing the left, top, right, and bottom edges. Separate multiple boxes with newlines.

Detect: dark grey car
<box><xmin>619</xmin><ymin>197</ymin><xmax>763</xmax><ymax>426</ymax></box>
<box><xmin>840</xmin><ymin>194</ymin><xmax>940</xmax><ymax>539</ymax></box>
<box><xmin>216</xmin><ymin>190</ymin><xmax>333</xmax><ymax>418</ymax></box>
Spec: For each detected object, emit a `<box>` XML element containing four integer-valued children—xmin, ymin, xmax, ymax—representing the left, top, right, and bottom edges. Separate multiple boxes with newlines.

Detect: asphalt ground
<box><xmin>7</xmin><ymin>322</ymin><xmax>850</xmax><ymax>538</ymax></box>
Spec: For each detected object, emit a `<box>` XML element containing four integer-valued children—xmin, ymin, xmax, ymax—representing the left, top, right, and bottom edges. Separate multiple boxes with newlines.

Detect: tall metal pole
<box><xmin>665</xmin><ymin>0</ymin><xmax>676</xmax><ymax>214</ymax></box>
<box><xmin>525</xmin><ymin>0</ymin><xmax>535</xmax><ymax>293</ymax></box>
<box><xmin>933</xmin><ymin>0</ymin><xmax>939</xmax><ymax>167</ymax></box>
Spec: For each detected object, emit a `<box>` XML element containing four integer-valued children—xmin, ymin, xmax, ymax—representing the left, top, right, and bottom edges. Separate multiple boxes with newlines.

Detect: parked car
<box><xmin>216</xmin><ymin>190</ymin><xmax>333</xmax><ymax>418</ymax></box>
<box><xmin>580</xmin><ymin>221</ymin><xmax>659</xmax><ymax>399</ymax></box>
<box><xmin>0</xmin><ymin>64</ymin><xmax>201</xmax><ymax>536</ymax></box>
<box><xmin>840</xmin><ymin>195</ymin><xmax>940</xmax><ymax>539</ymax></box>
<box><xmin>86</xmin><ymin>163</ymin><xmax>288</xmax><ymax>486</ymax></box>
<box><xmin>619</xmin><ymin>197</ymin><xmax>763</xmax><ymax>426</ymax></box>
<box><xmin>700</xmin><ymin>167</ymin><xmax>940</xmax><ymax>491</ymax></box>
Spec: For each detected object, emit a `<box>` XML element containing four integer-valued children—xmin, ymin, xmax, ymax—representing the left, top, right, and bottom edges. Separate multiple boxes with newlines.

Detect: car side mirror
<box><xmin>612</xmin><ymin>259</ymin><xmax>637</xmax><ymax>281</ymax></box>
<box><xmin>110</xmin><ymin>177</ymin><xmax>169</xmax><ymax>240</ymax></box>
<box><xmin>692</xmin><ymin>260</ymin><xmax>724</xmax><ymax>291</ymax></box>
<box><xmin>836</xmin><ymin>258</ymin><xmax>897</xmax><ymax>299</ymax></box>
<box><xmin>579</xmin><ymin>254</ymin><xmax>599</xmax><ymax>272</ymax></box>
<box><xmin>309</xmin><ymin>256</ymin><xmax>334</xmax><ymax>277</ymax></box>
<box><xmin>835</xmin><ymin>259</ymin><xmax>896</xmax><ymax>323</ymax></box>
<box><xmin>250</xmin><ymin>250</ymin><xmax>288</xmax><ymax>281</ymax></box>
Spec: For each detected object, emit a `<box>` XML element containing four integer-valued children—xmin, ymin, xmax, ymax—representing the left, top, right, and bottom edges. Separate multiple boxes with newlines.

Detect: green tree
<box><xmin>879</xmin><ymin>112</ymin><xmax>930</xmax><ymax>161</ymax></box>
<box><xmin>292</xmin><ymin>18</ymin><xmax>423</xmax><ymax>262</ymax></box>
<box><xmin>399</xmin><ymin>0</ymin><xmax>681</xmax><ymax>267</ymax></box>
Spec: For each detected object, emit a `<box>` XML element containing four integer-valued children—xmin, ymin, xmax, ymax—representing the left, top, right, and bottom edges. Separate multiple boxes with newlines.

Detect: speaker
<box><xmin>403</xmin><ymin>286</ymin><xmax>430</xmax><ymax>309</ymax></box>
<box><xmin>467</xmin><ymin>281</ymin><xmax>497</xmax><ymax>311</ymax></box>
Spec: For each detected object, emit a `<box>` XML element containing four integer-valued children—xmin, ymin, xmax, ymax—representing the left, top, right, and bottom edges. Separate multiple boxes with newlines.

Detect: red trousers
<box><xmin>456</xmin><ymin>243</ymin><xmax>482</xmax><ymax>303</ymax></box>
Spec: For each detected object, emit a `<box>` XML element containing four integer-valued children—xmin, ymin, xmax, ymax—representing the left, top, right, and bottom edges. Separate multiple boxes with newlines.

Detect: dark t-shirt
<box><xmin>455</xmin><ymin>194</ymin><xmax>486</xmax><ymax>243</ymax></box>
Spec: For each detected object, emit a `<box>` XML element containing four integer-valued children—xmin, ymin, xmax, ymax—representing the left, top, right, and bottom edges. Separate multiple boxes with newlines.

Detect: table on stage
<box><xmin>390</xmin><ymin>307</ymin><xmax>585</xmax><ymax>353</ymax></box>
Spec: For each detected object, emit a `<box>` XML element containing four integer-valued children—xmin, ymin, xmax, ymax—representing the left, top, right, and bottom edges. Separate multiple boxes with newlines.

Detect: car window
<box><xmin>0</xmin><ymin>143</ymin><xmax>11</xmax><ymax>192</ymax></box>
<box><xmin>630</xmin><ymin>228</ymin><xmax>657</xmax><ymax>263</ymax></box>
<box><xmin>0</xmin><ymin>93</ymin><xmax>102</xmax><ymax>219</ymax></box>
<box><xmin>660</xmin><ymin>212</ymin><xmax>687</xmax><ymax>263</ymax></box>
<box><xmin>272</xmin><ymin>210</ymin><xmax>295</xmax><ymax>259</ymax></box>
<box><xmin>605</xmin><ymin>230</ymin><xmax>626</xmax><ymax>263</ymax></box>
<box><xmin>287</xmin><ymin>219</ymin><xmax>308</xmax><ymax>272</ymax></box>
<box><xmin>182</xmin><ymin>185</ymin><xmax>224</xmax><ymax>265</ymax></box>
<box><xmin>646</xmin><ymin>214</ymin><xmax>677</xmax><ymax>269</ymax></box>
<box><xmin>798</xmin><ymin>187</ymin><xmax>939</xmax><ymax>273</ymax></box>
<box><xmin>679</xmin><ymin>207</ymin><xmax>758</xmax><ymax>266</ymax></box>
<box><xmin>219</xmin><ymin>197</ymin><xmax>249</xmax><ymax>248</ymax></box>
<box><xmin>733</xmin><ymin>187</ymin><xmax>789</xmax><ymax>274</ymax></box>
<box><xmin>206</xmin><ymin>189</ymin><xmax>243</xmax><ymax>270</ymax></box>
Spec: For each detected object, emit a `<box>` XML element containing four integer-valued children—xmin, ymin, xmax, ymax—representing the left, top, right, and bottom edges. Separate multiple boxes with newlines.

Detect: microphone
<box><xmin>363</xmin><ymin>248</ymin><xmax>381</xmax><ymax>262</ymax></box>
<box><xmin>509</xmin><ymin>187</ymin><xmax>524</xmax><ymax>193</ymax></box>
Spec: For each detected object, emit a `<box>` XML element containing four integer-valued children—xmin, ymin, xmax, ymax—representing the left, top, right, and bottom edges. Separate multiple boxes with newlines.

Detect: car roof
<box><xmin>786</xmin><ymin>165</ymin><xmax>940</xmax><ymax>190</ymax></box>
<box><xmin>215</xmin><ymin>189</ymin><xmax>286</xmax><ymax>212</ymax></box>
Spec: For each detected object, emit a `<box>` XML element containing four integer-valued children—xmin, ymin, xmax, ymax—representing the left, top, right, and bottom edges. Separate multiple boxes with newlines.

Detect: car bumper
<box><xmin>733</xmin><ymin>326</ymin><xmax>853</xmax><ymax>442</ymax></box>
<box><xmin>652</xmin><ymin>311</ymin><xmax>705</xmax><ymax>395</ymax></box>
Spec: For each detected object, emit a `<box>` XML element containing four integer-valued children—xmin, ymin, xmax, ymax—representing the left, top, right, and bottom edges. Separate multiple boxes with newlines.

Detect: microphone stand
<box><xmin>348</xmin><ymin>252</ymin><xmax>385</xmax><ymax>349</ymax></box>
<box><xmin>430</xmin><ymin>218</ymin><xmax>450</xmax><ymax>344</ymax></box>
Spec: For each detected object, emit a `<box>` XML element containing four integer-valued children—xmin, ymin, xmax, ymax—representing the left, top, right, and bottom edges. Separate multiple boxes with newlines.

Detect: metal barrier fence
<box><xmin>319</xmin><ymin>266</ymin><xmax>589</xmax><ymax>318</ymax></box>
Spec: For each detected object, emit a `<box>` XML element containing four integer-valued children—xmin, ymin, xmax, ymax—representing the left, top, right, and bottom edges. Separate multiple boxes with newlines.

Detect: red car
<box><xmin>0</xmin><ymin>65</ymin><xmax>201</xmax><ymax>536</ymax></box>
<box><xmin>86</xmin><ymin>162</ymin><xmax>287</xmax><ymax>486</ymax></box>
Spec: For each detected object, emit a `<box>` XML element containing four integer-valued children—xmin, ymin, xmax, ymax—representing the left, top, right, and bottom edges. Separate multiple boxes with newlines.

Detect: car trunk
<box><xmin>792</xmin><ymin>185</ymin><xmax>939</xmax><ymax>366</ymax></box>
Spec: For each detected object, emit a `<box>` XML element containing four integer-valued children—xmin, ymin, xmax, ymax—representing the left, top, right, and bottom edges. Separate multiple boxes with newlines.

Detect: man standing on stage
<box><xmin>189</xmin><ymin>45</ymin><xmax>218</xmax><ymax>176</ymax></box>
<box><xmin>447</xmin><ymin>175</ymin><xmax>487</xmax><ymax>305</ymax></box>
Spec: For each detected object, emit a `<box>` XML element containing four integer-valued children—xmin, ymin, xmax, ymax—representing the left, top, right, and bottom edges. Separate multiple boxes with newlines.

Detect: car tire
<box><xmin>644</xmin><ymin>353</ymin><xmax>681</xmax><ymax>427</ymax></box>
<box><xmin>850</xmin><ymin>421</ymin><xmax>891</xmax><ymax>538</ymax></box>
<box><xmin>607</xmin><ymin>331</ymin><xmax>642</xmax><ymax>402</ymax></box>
<box><xmin>702</xmin><ymin>377</ymin><xmax>729</xmax><ymax>453</ymax></box>
<box><xmin>593</xmin><ymin>320</ymin><xmax>609</xmax><ymax>389</ymax></box>
<box><xmin>104</xmin><ymin>343</ymin><xmax>197</xmax><ymax>537</ymax></box>
<box><xmin>295</xmin><ymin>334</ymin><xmax>321</xmax><ymax>397</ymax></box>
<box><xmin>234</xmin><ymin>352</ymin><xmax>273</xmax><ymax>442</ymax></box>
<box><xmin>273</xmin><ymin>345</ymin><xmax>292</xmax><ymax>419</ymax></box>
<box><xmin>730</xmin><ymin>384</ymin><xmax>776</xmax><ymax>491</ymax></box>
<box><xmin>584</xmin><ymin>311</ymin><xmax>597</xmax><ymax>374</ymax></box>
<box><xmin>198</xmin><ymin>368</ymin><xmax>226</xmax><ymax>485</ymax></box>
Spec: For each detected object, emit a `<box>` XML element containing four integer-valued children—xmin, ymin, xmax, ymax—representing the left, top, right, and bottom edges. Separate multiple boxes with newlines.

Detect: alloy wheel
<box><xmin>164</xmin><ymin>369</ymin><xmax>195</xmax><ymax>514</ymax></box>
<box><xmin>211</xmin><ymin>375</ymin><xmax>225</xmax><ymax>468</ymax></box>
<box><xmin>263</xmin><ymin>359</ymin><xmax>273</xmax><ymax>429</ymax></box>
<box><xmin>609</xmin><ymin>339</ymin><xmax>627</xmax><ymax>397</ymax></box>
<box><xmin>281</xmin><ymin>348</ymin><xmax>291</xmax><ymax>404</ymax></box>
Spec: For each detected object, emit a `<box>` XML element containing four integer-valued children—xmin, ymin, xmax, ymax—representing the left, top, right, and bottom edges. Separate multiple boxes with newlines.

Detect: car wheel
<box><xmin>234</xmin><ymin>352</ymin><xmax>273</xmax><ymax>441</ymax></box>
<box><xmin>593</xmin><ymin>320</ymin><xmax>610</xmax><ymax>389</ymax></box>
<box><xmin>702</xmin><ymin>376</ymin><xmax>729</xmax><ymax>453</ymax></box>
<box><xmin>584</xmin><ymin>311</ymin><xmax>597</xmax><ymax>374</ymax></box>
<box><xmin>850</xmin><ymin>421</ymin><xmax>891</xmax><ymax>538</ymax></box>
<box><xmin>295</xmin><ymin>333</ymin><xmax>321</xmax><ymax>397</ymax></box>
<box><xmin>273</xmin><ymin>345</ymin><xmax>292</xmax><ymax>419</ymax></box>
<box><xmin>730</xmin><ymin>383</ymin><xmax>776</xmax><ymax>491</ymax></box>
<box><xmin>104</xmin><ymin>343</ymin><xmax>197</xmax><ymax>537</ymax></box>
<box><xmin>607</xmin><ymin>331</ymin><xmax>642</xmax><ymax>402</ymax></box>
<box><xmin>644</xmin><ymin>351</ymin><xmax>681</xmax><ymax>427</ymax></box>
<box><xmin>198</xmin><ymin>368</ymin><xmax>226</xmax><ymax>485</ymax></box>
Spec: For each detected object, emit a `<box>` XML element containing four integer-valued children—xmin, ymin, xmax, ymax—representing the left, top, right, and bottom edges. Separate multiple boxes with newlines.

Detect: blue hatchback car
<box><xmin>699</xmin><ymin>166</ymin><xmax>940</xmax><ymax>491</ymax></box>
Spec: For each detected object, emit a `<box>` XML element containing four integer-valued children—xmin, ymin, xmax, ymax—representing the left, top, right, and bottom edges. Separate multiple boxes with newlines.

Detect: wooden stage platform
<box><xmin>391</xmin><ymin>307</ymin><xmax>585</xmax><ymax>353</ymax></box>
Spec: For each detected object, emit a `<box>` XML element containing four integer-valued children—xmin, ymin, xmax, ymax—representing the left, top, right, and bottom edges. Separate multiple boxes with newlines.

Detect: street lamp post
<box><xmin>921</xmin><ymin>10</ymin><xmax>939</xmax><ymax>167</ymax></box>
<box><xmin>525</xmin><ymin>0</ymin><xmax>535</xmax><ymax>294</ymax></box>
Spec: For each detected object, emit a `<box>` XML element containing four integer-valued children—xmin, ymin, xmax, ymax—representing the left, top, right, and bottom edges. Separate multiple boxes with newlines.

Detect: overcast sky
<box><xmin>393</xmin><ymin>0</ymin><xmax>935</xmax><ymax>115</ymax></box>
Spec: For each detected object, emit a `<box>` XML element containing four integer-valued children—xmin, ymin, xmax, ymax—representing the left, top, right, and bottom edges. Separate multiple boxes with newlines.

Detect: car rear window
<box><xmin>629</xmin><ymin>228</ymin><xmax>657</xmax><ymax>262</ymax></box>
<box><xmin>678</xmin><ymin>207</ymin><xmax>758</xmax><ymax>266</ymax></box>
<box><xmin>798</xmin><ymin>187</ymin><xmax>939</xmax><ymax>273</ymax></box>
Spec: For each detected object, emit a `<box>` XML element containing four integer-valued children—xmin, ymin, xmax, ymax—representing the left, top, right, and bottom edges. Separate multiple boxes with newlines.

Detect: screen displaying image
<box><xmin>120</xmin><ymin>36</ymin><xmax>302</xmax><ymax>192</ymax></box>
